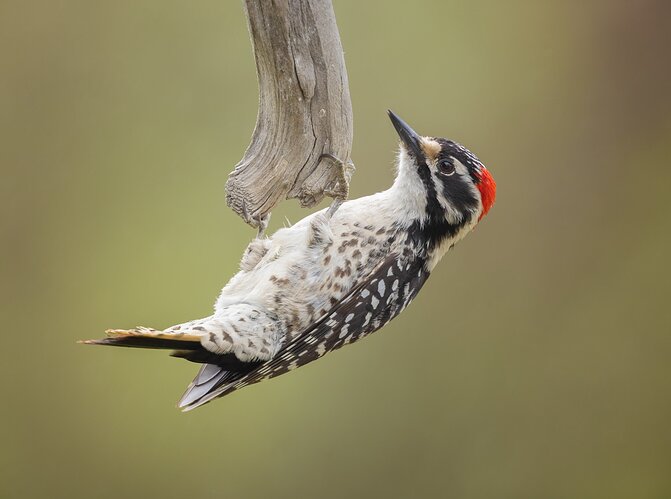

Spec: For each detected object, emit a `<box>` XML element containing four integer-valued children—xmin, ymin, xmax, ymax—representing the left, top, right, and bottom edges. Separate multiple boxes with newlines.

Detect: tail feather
<box><xmin>80</xmin><ymin>323</ymin><xmax>260</xmax><ymax>411</ymax></box>
<box><xmin>106</xmin><ymin>327</ymin><xmax>202</xmax><ymax>342</ymax></box>
<box><xmin>79</xmin><ymin>336</ymin><xmax>202</xmax><ymax>350</ymax></box>
<box><xmin>79</xmin><ymin>327</ymin><xmax>203</xmax><ymax>350</ymax></box>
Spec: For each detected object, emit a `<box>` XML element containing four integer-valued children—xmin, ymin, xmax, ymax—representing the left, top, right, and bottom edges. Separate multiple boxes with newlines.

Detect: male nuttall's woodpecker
<box><xmin>81</xmin><ymin>111</ymin><xmax>496</xmax><ymax>411</ymax></box>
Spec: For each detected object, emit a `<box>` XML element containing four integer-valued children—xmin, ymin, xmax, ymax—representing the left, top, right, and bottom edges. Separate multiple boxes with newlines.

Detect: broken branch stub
<box><xmin>226</xmin><ymin>0</ymin><xmax>354</xmax><ymax>227</ymax></box>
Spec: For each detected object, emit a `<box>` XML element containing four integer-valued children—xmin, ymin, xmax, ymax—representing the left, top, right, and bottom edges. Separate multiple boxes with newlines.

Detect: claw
<box><xmin>256</xmin><ymin>212</ymin><xmax>271</xmax><ymax>238</ymax></box>
<box><xmin>321</xmin><ymin>153</ymin><xmax>355</xmax><ymax>218</ymax></box>
<box><xmin>241</xmin><ymin>198</ymin><xmax>252</xmax><ymax>225</ymax></box>
<box><xmin>241</xmin><ymin>197</ymin><xmax>271</xmax><ymax>237</ymax></box>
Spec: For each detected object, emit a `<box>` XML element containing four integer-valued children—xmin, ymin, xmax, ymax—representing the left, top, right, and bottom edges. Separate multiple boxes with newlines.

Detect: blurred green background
<box><xmin>2</xmin><ymin>1</ymin><xmax>671</xmax><ymax>498</ymax></box>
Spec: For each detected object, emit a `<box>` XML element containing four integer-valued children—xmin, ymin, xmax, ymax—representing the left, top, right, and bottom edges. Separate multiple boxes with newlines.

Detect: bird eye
<box><xmin>437</xmin><ymin>159</ymin><xmax>456</xmax><ymax>176</ymax></box>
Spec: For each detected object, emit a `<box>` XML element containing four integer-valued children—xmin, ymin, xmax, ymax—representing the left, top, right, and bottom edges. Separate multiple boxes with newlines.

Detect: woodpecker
<box><xmin>82</xmin><ymin>111</ymin><xmax>496</xmax><ymax>411</ymax></box>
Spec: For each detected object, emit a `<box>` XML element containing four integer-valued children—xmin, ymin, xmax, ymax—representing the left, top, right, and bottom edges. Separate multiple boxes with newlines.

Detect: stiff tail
<box><xmin>79</xmin><ymin>327</ymin><xmax>203</xmax><ymax>350</ymax></box>
<box><xmin>79</xmin><ymin>324</ymin><xmax>260</xmax><ymax>411</ymax></box>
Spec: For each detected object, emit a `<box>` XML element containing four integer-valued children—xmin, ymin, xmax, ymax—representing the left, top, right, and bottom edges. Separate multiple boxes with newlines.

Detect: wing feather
<box><xmin>178</xmin><ymin>253</ymin><xmax>429</xmax><ymax>411</ymax></box>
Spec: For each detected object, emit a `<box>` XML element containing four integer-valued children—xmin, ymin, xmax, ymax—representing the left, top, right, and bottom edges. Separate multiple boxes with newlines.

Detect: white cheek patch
<box><xmin>453</xmin><ymin>158</ymin><xmax>469</xmax><ymax>176</ymax></box>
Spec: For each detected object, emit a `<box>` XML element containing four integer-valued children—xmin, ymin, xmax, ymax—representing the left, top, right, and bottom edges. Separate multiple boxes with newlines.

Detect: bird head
<box><xmin>388</xmin><ymin>110</ymin><xmax>496</xmax><ymax>232</ymax></box>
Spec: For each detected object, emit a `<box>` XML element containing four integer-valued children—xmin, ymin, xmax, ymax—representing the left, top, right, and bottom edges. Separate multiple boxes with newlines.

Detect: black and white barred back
<box><xmin>180</xmin><ymin>246</ymin><xmax>429</xmax><ymax>408</ymax></box>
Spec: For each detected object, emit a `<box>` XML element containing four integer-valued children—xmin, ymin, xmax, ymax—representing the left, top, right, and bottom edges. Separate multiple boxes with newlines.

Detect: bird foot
<box><xmin>321</xmin><ymin>153</ymin><xmax>355</xmax><ymax>218</ymax></box>
<box><xmin>255</xmin><ymin>212</ymin><xmax>271</xmax><ymax>238</ymax></box>
<box><xmin>241</xmin><ymin>198</ymin><xmax>271</xmax><ymax>237</ymax></box>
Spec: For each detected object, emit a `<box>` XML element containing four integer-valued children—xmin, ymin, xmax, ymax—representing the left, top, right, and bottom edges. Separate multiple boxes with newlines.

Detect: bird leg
<box><xmin>255</xmin><ymin>212</ymin><xmax>271</xmax><ymax>238</ymax></box>
<box><xmin>321</xmin><ymin>153</ymin><xmax>355</xmax><ymax>219</ymax></box>
<box><xmin>238</xmin><ymin>198</ymin><xmax>272</xmax><ymax>271</ymax></box>
<box><xmin>241</xmin><ymin>198</ymin><xmax>271</xmax><ymax>238</ymax></box>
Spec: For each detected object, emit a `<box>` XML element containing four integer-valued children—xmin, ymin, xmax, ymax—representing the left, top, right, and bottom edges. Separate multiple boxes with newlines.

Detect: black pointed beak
<box><xmin>388</xmin><ymin>110</ymin><xmax>423</xmax><ymax>159</ymax></box>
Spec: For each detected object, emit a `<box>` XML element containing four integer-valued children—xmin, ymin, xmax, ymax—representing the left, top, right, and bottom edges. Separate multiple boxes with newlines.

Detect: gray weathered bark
<box><xmin>225</xmin><ymin>0</ymin><xmax>354</xmax><ymax>227</ymax></box>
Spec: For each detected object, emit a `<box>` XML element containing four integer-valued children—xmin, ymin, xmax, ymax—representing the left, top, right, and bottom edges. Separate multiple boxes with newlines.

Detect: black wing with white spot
<box><xmin>179</xmin><ymin>253</ymin><xmax>429</xmax><ymax>410</ymax></box>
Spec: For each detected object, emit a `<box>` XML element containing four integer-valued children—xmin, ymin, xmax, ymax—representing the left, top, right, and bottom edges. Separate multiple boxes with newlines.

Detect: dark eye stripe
<box><xmin>436</xmin><ymin>171</ymin><xmax>479</xmax><ymax>215</ymax></box>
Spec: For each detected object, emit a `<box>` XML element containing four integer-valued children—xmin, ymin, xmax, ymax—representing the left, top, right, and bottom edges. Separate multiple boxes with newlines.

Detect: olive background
<box><xmin>2</xmin><ymin>1</ymin><xmax>670</xmax><ymax>498</ymax></box>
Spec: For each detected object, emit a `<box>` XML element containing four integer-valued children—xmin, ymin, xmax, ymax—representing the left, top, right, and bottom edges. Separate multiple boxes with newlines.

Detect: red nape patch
<box><xmin>475</xmin><ymin>167</ymin><xmax>496</xmax><ymax>221</ymax></box>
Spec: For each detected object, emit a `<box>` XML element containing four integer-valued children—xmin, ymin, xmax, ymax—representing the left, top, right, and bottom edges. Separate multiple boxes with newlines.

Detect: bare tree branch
<box><xmin>226</xmin><ymin>0</ymin><xmax>354</xmax><ymax>227</ymax></box>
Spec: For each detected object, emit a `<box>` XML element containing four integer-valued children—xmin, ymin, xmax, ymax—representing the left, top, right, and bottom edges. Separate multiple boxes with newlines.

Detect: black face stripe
<box><xmin>405</xmin><ymin>216</ymin><xmax>468</xmax><ymax>255</ymax></box>
<box><xmin>435</xmin><ymin>166</ymin><xmax>480</xmax><ymax>215</ymax></box>
<box><xmin>415</xmin><ymin>155</ymin><xmax>444</xmax><ymax>222</ymax></box>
